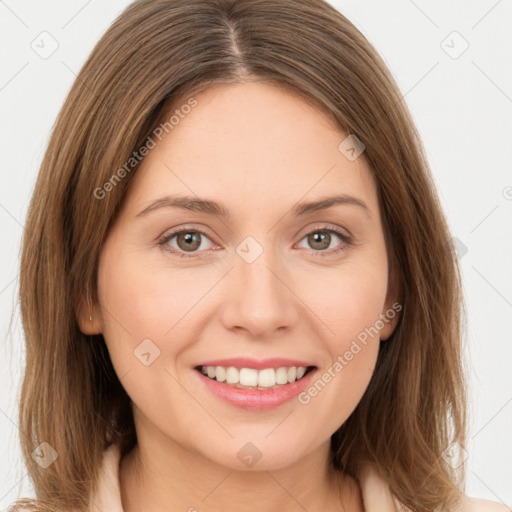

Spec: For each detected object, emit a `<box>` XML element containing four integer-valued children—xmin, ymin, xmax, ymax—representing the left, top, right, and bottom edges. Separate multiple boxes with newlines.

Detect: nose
<box><xmin>220</xmin><ymin>245</ymin><xmax>300</xmax><ymax>338</ymax></box>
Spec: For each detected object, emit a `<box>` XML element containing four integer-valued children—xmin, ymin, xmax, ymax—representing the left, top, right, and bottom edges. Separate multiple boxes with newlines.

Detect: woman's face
<box><xmin>88</xmin><ymin>81</ymin><xmax>398</xmax><ymax>470</ymax></box>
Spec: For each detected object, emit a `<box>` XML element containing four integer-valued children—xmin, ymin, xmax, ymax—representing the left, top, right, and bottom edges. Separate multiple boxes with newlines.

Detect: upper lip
<box><xmin>194</xmin><ymin>357</ymin><xmax>316</xmax><ymax>370</ymax></box>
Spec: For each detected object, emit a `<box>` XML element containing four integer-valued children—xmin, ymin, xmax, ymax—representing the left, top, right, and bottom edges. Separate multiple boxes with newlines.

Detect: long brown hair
<box><xmin>13</xmin><ymin>0</ymin><xmax>467</xmax><ymax>510</ymax></box>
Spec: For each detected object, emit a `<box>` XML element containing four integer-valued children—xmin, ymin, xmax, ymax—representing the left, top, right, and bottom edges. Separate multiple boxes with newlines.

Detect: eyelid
<box><xmin>295</xmin><ymin>222</ymin><xmax>352</xmax><ymax>241</ymax></box>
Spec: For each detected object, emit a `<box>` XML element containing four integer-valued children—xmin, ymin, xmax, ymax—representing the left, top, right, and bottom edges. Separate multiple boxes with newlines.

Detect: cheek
<box><xmin>291</xmin><ymin>255</ymin><xmax>387</xmax><ymax>408</ymax></box>
<box><xmin>298</xmin><ymin>257</ymin><xmax>389</xmax><ymax>349</ymax></box>
<box><xmin>97</xmin><ymin>242</ymin><xmax>220</xmax><ymax>381</ymax></box>
<box><xmin>97</xmin><ymin>244</ymin><xmax>198</xmax><ymax>339</ymax></box>
<box><xmin>333</xmin><ymin>274</ymin><xmax>387</xmax><ymax>344</ymax></box>
<box><xmin>96</xmin><ymin>247</ymin><xmax>198</xmax><ymax>419</ymax></box>
<box><xmin>292</xmin><ymin>267</ymin><xmax>386</xmax><ymax>432</ymax></box>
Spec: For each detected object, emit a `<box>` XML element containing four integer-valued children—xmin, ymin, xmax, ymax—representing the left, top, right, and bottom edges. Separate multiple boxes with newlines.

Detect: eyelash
<box><xmin>158</xmin><ymin>225</ymin><xmax>353</xmax><ymax>259</ymax></box>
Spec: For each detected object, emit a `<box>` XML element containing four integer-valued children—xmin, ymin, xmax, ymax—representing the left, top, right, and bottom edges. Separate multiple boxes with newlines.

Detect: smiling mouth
<box><xmin>194</xmin><ymin>365</ymin><xmax>317</xmax><ymax>390</ymax></box>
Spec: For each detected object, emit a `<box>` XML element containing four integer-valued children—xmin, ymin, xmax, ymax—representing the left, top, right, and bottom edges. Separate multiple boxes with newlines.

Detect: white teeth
<box><xmin>225</xmin><ymin>367</ymin><xmax>239</xmax><ymax>384</ymax></box>
<box><xmin>287</xmin><ymin>367</ymin><xmax>296</xmax><ymax>383</ymax></box>
<box><xmin>215</xmin><ymin>366</ymin><xmax>226</xmax><ymax>382</ymax></box>
<box><xmin>275</xmin><ymin>367</ymin><xmax>288</xmax><ymax>385</ymax></box>
<box><xmin>240</xmin><ymin>368</ymin><xmax>258</xmax><ymax>386</ymax></box>
<box><xmin>200</xmin><ymin>365</ymin><xmax>310</xmax><ymax>388</ymax></box>
<box><xmin>258</xmin><ymin>368</ymin><xmax>276</xmax><ymax>387</ymax></box>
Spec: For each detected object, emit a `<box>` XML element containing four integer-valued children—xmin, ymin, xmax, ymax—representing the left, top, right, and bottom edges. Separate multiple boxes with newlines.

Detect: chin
<box><xmin>194</xmin><ymin>430</ymin><xmax>321</xmax><ymax>472</ymax></box>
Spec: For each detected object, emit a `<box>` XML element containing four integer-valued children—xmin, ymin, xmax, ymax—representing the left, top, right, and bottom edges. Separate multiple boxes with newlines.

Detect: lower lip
<box><xmin>194</xmin><ymin>367</ymin><xmax>317</xmax><ymax>411</ymax></box>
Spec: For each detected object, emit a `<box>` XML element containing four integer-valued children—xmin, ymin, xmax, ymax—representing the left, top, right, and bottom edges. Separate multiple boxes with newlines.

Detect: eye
<box><xmin>296</xmin><ymin>225</ymin><xmax>352</xmax><ymax>257</ymax></box>
<box><xmin>159</xmin><ymin>228</ymin><xmax>216</xmax><ymax>258</ymax></box>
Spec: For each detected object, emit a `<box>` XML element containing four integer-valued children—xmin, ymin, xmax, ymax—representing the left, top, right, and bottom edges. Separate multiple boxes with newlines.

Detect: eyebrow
<box><xmin>136</xmin><ymin>193</ymin><xmax>371</xmax><ymax>219</ymax></box>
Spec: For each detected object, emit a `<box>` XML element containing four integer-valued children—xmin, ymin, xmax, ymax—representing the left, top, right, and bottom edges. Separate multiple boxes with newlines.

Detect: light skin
<box><xmin>79</xmin><ymin>80</ymin><xmax>399</xmax><ymax>511</ymax></box>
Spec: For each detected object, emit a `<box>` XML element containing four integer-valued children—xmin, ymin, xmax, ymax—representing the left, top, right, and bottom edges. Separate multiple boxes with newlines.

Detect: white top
<box><xmin>90</xmin><ymin>443</ymin><xmax>509</xmax><ymax>512</ymax></box>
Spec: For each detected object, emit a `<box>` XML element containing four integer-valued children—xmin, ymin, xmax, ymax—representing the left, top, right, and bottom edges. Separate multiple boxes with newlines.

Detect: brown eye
<box><xmin>296</xmin><ymin>226</ymin><xmax>352</xmax><ymax>258</ymax></box>
<box><xmin>160</xmin><ymin>228</ymin><xmax>215</xmax><ymax>258</ymax></box>
<box><xmin>306</xmin><ymin>231</ymin><xmax>332</xmax><ymax>251</ymax></box>
<box><xmin>176</xmin><ymin>231</ymin><xmax>202</xmax><ymax>252</ymax></box>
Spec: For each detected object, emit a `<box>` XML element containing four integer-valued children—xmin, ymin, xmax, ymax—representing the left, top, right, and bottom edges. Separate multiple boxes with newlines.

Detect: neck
<box><xmin>119</xmin><ymin>422</ymin><xmax>363</xmax><ymax>512</ymax></box>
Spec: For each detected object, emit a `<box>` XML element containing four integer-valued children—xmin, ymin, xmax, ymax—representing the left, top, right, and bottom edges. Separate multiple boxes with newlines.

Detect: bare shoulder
<box><xmin>461</xmin><ymin>496</ymin><xmax>511</xmax><ymax>512</ymax></box>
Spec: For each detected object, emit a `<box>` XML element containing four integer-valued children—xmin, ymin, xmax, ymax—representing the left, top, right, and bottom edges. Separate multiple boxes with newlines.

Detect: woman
<box><xmin>12</xmin><ymin>0</ymin><xmax>509</xmax><ymax>511</ymax></box>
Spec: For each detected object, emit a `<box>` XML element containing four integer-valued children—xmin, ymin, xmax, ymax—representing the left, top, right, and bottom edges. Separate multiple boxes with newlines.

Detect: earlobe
<box><xmin>379</xmin><ymin>304</ymin><xmax>400</xmax><ymax>341</ymax></box>
<box><xmin>77</xmin><ymin>295</ymin><xmax>103</xmax><ymax>335</ymax></box>
<box><xmin>380</xmin><ymin>262</ymin><xmax>403</xmax><ymax>341</ymax></box>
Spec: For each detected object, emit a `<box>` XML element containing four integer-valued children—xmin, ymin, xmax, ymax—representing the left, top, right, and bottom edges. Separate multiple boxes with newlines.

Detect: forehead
<box><xmin>123</xmin><ymin>81</ymin><xmax>377</xmax><ymax>217</ymax></box>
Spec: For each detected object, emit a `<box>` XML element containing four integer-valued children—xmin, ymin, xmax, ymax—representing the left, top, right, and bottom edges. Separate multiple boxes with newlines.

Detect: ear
<box><xmin>379</xmin><ymin>261</ymin><xmax>402</xmax><ymax>341</ymax></box>
<box><xmin>77</xmin><ymin>293</ymin><xmax>103</xmax><ymax>335</ymax></box>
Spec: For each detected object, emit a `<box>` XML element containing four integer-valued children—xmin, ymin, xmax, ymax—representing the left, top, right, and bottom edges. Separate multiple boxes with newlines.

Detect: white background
<box><xmin>1</xmin><ymin>0</ymin><xmax>511</xmax><ymax>507</ymax></box>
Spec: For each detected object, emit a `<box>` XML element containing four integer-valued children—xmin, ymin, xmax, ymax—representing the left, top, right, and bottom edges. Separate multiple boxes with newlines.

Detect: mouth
<box><xmin>192</xmin><ymin>357</ymin><xmax>318</xmax><ymax>410</ymax></box>
<box><xmin>194</xmin><ymin>364</ymin><xmax>317</xmax><ymax>390</ymax></box>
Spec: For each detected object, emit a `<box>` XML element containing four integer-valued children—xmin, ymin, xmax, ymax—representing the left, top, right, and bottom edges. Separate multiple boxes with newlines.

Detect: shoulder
<box><xmin>460</xmin><ymin>496</ymin><xmax>511</xmax><ymax>512</ymax></box>
<box><xmin>357</xmin><ymin>463</ymin><xmax>510</xmax><ymax>512</ymax></box>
